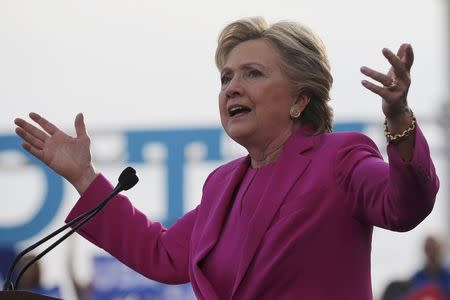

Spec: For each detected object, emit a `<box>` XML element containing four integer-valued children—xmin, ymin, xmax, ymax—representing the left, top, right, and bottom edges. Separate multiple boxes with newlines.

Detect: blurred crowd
<box><xmin>0</xmin><ymin>241</ymin><xmax>194</xmax><ymax>299</ymax></box>
<box><xmin>381</xmin><ymin>234</ymin><xmax>450</xmax><ymax>300</ymax></box>
<box><xmin>2</xmin><ymin>233</ymin><xmax>450</xmax><ymax>300</ymax></box>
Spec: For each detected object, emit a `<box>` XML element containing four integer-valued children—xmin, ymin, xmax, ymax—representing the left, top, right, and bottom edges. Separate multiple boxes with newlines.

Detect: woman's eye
<box><xmin>221</xmin><ymin>74</ymin><xmax>231</xmax><ymax>85</ymax></box>
<box><xmin>248</xmin><ymin>69</ymin><xmax>262</xmax><ymax>78</ymax></box>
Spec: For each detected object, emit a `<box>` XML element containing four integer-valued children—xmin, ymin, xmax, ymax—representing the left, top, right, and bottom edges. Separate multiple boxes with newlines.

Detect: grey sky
<box><xmin>1</xmin><ymin>0</ymin><xmax>447</xmax><ymax>131</ymax></box>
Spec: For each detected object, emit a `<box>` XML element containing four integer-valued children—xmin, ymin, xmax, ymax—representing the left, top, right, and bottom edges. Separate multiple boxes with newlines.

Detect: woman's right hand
<box><xmin>14</xmin><ymin>112</ymin><xmax>97</xmax><ymax>194</ymax></box>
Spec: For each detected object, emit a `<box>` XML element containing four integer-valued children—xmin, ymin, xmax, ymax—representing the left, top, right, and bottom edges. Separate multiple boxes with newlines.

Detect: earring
<box><xmin>290</xmin><ymin>106</ymin><xmax>301</xmax><ymax>119</ymax></box>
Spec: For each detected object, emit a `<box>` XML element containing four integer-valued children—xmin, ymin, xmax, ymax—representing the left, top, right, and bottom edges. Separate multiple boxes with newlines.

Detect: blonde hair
<box><xmin>215</xmin><ymin>17</ymin><xmax>333</xmax><ymax>134</ymax></box>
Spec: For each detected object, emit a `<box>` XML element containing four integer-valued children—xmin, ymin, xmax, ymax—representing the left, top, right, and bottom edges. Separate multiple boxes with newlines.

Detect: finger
<box><xmin>29</xmin><ymin>112</ymin><xmax>59</xmax><ymax>135</ymax></box>
<box><xmin>74</xmin><ymin>113</ymin><xmax>87</xmax><ymax>138</ymax></box>
<box><xmin>361</xmin><ymin>80</ymin><xmax>391</xmax><ymax>99</ymax></box>
<box><xmin>396</xmin><ymin>43</ymin><xmax>407</xmax><ymax>57</ymax></box>
<box><xmin>403</xmin><ymin>44</ymin><xmax>414</xmax><ymax>71</ymax></box>
<box><xmin>21</xmin><ymin>142</ymin><xmax>45</xmax><ymax>161</ymax></box>
<box><xmin>360</xmin><ymin>66</ymin><xmax>393</xmax><ymax>87</ymax></box>
<box><xmin>15</xmin><ymin>127</ymin><xmax>45</xmax><ymax>150</ymax></box>
<box><xmin>395</xmin><ymin>43</ymin><xmax>414</xmax><ymax>71</ymax></box>
<box><xmin>14</xmin><ymin>118</ymin><xmax>49</xmax><ymax>142</ymax></box>
<box><xmin>382</xmin><ymin>48</ymin><xmax>407</xmax><ymax>79</ymax></box>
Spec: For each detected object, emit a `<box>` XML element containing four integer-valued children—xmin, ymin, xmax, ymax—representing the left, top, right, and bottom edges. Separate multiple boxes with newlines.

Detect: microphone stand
<box><xmin>2</xmin><ymin>167</ymin><xmax>138</xmax><ymax>292</ymax></box>
<box><xmin>14</xmin><ymin>185</ymin><xmax>122</xmax><ymax>289</ymax></box>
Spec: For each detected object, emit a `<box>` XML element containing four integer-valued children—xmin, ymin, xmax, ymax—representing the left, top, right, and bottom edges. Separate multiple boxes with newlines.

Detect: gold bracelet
<box><xmin>384</xmin><ymin>111</ymin><xmax>416</xmax><ymax>144</ymax></box>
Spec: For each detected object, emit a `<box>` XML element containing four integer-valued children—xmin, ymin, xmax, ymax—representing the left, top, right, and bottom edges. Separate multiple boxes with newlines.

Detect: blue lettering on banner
<box><xmin>0</xmin><ymin>135</ymin><xmax>64</xmax><ymax>246</ymax></box>
<box><xmin>0</xmin><ymin>123</ymin><xmax>365</xmax><ymax>244</ymax></box>
<box><xmin>126</xmin><ymin>128</ymin><xmax>223</xmax><ymax>226</ymax></box>
<box><xmin>333</xmin><ymin>122</ymin><xmax>366</xmax><ymax>133</ymax></box>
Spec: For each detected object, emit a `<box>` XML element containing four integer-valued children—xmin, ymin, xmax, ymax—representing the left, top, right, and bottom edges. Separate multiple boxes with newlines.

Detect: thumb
<box><xmin>74</xmin><ymin>113</ymin><xmax>87</xmax><ymax>138</ymax></box>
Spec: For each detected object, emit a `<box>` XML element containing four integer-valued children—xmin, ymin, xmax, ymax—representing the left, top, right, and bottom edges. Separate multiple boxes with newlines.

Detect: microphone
<box><xmin>2</xmin><ymin>167</ymin><xmax>139</xmax><ymax>291</ymax></box>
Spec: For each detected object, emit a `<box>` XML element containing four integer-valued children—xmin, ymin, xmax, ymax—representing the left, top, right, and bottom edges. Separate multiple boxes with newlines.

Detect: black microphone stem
<box><xmin>2</xmin><ymin>187</ymin><xmax>117</xmax><ymax>291</ymax></box>
<box><xmin>13</xmin><ymin>185</ymin><xmax>123</xmax><ymax>289</ymax></box>
<box><xmin>3</xmin><ymin>167</ymin><xmax>138</xmax><ymax>291</ymax></box>
<box><xmin>2</xmin><ymin>184</ymin><xmax>124</xmax><ymax>291</ymax></box>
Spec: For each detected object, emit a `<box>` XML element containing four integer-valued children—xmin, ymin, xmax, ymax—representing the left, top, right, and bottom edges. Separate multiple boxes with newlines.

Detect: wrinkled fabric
<box><xmin>66</xmin><ymin>124</ymin><xmax>439</xmax><ymax>300</ymax></box>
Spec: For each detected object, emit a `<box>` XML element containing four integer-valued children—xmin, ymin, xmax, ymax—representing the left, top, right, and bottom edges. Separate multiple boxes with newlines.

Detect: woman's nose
<box><xmin>225</xmin><ymin>76</ymin><xmax>244</xmax><ymax>98</ymax></box>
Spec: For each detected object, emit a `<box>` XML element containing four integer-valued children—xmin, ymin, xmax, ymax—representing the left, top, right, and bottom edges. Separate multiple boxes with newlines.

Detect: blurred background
<box><xmin>1</xmin><ymin>0</ymin><xmax>448</xmax><ymax>299</ymax></box>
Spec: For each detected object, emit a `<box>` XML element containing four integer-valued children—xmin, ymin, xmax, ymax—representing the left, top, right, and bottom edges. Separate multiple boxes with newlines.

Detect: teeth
<box><xmin>230</xmin><ymin>106</ymin><xmax>243</xmax><ymax>113</ymax></box>
<box><xmin>228</xmin><ymin>105</ymin><xmax>250</xmax><ymax>116</ymax></box>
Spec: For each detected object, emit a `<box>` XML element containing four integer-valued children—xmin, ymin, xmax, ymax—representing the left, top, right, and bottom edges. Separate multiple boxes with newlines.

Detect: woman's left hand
<box><xmin>360</xmin><ymin>43</ymin><xmax>414</xmax><ymax>120</ymax></box>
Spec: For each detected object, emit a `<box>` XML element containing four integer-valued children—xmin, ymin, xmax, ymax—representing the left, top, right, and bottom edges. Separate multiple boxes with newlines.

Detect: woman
<box><xmin>14</xmin><ymin>17</ymin><xmax>439</xmax><ymax>299</ymax></box>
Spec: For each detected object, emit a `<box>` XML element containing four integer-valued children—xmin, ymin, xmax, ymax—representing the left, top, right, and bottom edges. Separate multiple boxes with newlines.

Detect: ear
<box><xmin>295</xmin><ymin>93</ymin><xmax>310</xmax><ymax>111</ymax></box>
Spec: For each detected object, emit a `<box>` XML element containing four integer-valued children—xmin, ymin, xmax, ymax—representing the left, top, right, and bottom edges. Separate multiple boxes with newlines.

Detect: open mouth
<box><xmin>228</xmin><ymin>105</ymin><xmax>251</xmax><ymax>117</ymax></box>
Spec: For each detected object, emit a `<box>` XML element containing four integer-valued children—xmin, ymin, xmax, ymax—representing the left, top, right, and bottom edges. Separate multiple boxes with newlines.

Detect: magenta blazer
<box><xmin>66</xmin><ymin>124</ymin><xmax>439</xmax><ymax>299</ymax></box>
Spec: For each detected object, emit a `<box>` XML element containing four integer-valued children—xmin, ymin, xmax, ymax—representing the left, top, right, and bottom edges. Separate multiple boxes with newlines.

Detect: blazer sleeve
<box><xmin>335</xmin><ymin>123</ymin><xmax>440</xmax><ymax>231</ymax></box>
<box><xmin>65</xmin><ymin>174</ymin><xmax>196</xmax><ymax>284</ymax></box>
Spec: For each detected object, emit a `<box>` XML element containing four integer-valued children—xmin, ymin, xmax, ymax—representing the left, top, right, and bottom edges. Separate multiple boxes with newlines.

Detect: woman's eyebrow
<box><xmin>240</xmin><ymin>62</ymin><xmax>266</xmax><ymax>69</ymax></box>
<box><xmin>220</xmin><ymin>68</ymin><xmax>232</xmax><ymax>78</ymax></box>
<box><xmin>222</xmin><ymin>62</ymin><xmax>266</xmax><ymax>73</ymax></box>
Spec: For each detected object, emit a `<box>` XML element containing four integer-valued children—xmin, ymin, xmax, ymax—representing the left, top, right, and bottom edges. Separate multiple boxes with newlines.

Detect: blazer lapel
<box><xmin>231</xmin><ymin>129</ymin><xmax>317</xmax><ymax>297</ymax></box>
<box><xmin>194</xmin><ymin>156</ymin><xmax>250</xmax><ymax>263</ymax></box>
<box><xmin>191</xmin><ymin>156</ymin><xmax>250</xmax><ymax>298</ymax></box>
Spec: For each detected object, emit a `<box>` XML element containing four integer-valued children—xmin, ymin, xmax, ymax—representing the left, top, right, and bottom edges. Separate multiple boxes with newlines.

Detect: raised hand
<box><xmin>360</xmin><ymin>43</ymin><xmax>414</xmax><ymax>120</ymax></box>
<box><xmin>14</xmin><ymin>112</ymin><xmax>97</xmax><ymax>194</ymax></box>
<box><xmin>360</xmin><ymin>44</ymin><xmax>416</xmax><ymax>161</ymax></box>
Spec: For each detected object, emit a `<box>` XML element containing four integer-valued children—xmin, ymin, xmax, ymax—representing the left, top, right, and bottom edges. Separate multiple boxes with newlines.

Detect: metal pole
<box><xmin>443</xmin><ymin>0</ymin><xmax>450</xmax><ymax>263</ymax></box>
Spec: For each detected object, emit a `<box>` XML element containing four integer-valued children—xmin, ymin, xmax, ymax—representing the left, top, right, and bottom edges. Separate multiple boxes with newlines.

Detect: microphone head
<box><xmin>117</xmin><ymin>167</ymin><xmax>139</xmax><ymax>191</ymax></box>
<box><xmin>118</xmin><ymin>167</ymin><xmax>136</xmax><ymax>183</ymax></box>
<box><xmin>120</xmin><ymin>174</ymin><xmax>139</xmax><ymax>191</ymax></box>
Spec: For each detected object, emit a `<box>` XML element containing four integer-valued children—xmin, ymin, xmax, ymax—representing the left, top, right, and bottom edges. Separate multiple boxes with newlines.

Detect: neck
<box><xmin>425</xmin><ymin>261</ymin><xmax>442</xmax><ymax>275</ymax></box>
<box><xmin>248</xmin><ymin>128</ymin><xmax>296</xmax><ymax>168</ymax></box>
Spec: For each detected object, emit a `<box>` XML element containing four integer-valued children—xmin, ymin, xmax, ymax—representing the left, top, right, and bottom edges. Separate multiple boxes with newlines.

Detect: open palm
<box><xmin>15</xmin><ymin>112</ymin><xmax>95</xmax><ymax>191</ymax></box>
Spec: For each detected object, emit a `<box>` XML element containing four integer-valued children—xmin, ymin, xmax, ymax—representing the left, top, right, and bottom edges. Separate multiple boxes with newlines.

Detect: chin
<box><xmin>225</xmin><ymin>128</ymin><xmax>254</xmax><ymax>146</ymax></box>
